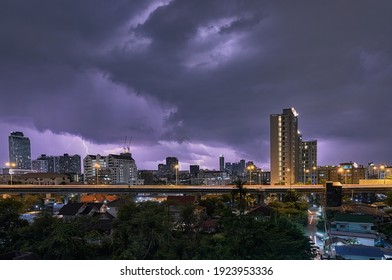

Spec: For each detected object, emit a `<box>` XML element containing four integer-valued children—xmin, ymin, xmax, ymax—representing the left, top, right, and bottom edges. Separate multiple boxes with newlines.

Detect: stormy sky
<box><xmin>1</xmin><ymin>0</ymin><xmax>392</xmax><ymax>171</ymax></box>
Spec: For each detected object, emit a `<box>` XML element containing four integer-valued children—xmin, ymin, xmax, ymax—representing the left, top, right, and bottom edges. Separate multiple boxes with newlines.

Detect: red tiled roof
<box><xmin>81</xmin><ymin>194</ymin><xmax>118</xmax><ymax>203</ymax></box>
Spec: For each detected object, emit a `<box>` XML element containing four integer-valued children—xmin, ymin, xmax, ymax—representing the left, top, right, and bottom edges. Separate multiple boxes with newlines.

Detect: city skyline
<box><xmin>1</xmin><ymin>1</ymin><xmax>392</xmax><ymax>170</ymax></box>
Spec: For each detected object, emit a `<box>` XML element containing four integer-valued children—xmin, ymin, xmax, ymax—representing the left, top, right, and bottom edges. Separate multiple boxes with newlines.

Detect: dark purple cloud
<box><xmin>1</xmin><ymin>0</ymin><xmax>392</xmax><ymax>170</ymax></box>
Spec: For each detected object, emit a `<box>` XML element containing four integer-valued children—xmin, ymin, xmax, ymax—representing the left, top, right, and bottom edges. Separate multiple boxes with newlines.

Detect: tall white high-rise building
<box><xmin>270</xmin><ymin>108</ymin><xmax>300</xmax><ymax>185</ymax></box>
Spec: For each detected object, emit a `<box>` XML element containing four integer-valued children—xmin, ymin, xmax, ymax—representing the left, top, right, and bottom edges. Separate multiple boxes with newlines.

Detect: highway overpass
<box><xmin>1</xmin><ymin>184</ymin><xmax>392</xmax><ymax>196</ymax></box>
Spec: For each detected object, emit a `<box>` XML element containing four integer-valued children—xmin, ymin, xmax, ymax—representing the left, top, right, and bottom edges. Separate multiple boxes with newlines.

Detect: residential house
<box><xmin>335</xmin><ymin>244</ymin><xmax>392</xmax><ymax>260</ymax></box>
<box><xmin>330</xmin><ymin>213</ymin><xmax>378</xmax><ymax>246</ymax></box>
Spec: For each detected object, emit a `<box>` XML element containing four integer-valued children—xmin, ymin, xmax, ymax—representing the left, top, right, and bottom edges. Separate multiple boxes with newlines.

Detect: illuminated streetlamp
<box><xmin>312</xmin><ymin>166</ymin><xmax>317</xmax><ymax>185</ymax></box>
<box><xmin>305</xmin><ymin>169</ymin><xmax>310</xmax><ymax>184</ymax></box>
<box><xmin>94</xmin><ymin>163</ymin><xmax>101</xmax><ymax>185</ymax></box>
<box><xmin>247</xmin><ymin>165</ymin><xmax>255</xmax><ymax>185</ymax></box>
<box><xmin>287</xmin><ymin>168</ymin><xmax>291</xmax><ymax>188</ymax></box>
<box><xmin>380</xmin><ymin>165</ymin><xmax>385</xmax><ymax>182</ymax></box>
<box><xmin>259</xmin><ymin>169</ymin><xmax>264</xmax><ymax>185</ymax></box>
<box><xmin>338</xmin><ymin>167</ymin><xmax>349</xmax><ymax>184</ymax></box>
<box><xmin>373</xmin><ymin>166</ymin><xmax>378</xmax><ymax>179</ymax></box>
<box><xmin>174</xmin><ymin>164</ymin><xmax>179</xmax><ymax>185</ymax></box>
<box><xmin>5</xmin><ymin>162</ymin><xmax>16</xmax><ymax>185</ymax></box>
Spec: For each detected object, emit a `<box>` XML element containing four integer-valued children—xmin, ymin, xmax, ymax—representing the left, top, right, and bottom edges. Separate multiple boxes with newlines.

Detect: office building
<box><xmin>59</xmin><ymin>154</ymin><xmax>81</xmax><ymax>175</ymax></box>
<box><xmin>32</xmin><ymin>159</ymin><xmax>49</xmax><ymax>173</ymax></box>
<box><xmin>190</xmin><ymin>165</ymin><xmax>200</xmax><ymax>177</ymax></box>
<box><xmin>8</xmin><ymin>131</ymin><xmax>32</xmax><ymax>170</ymax></box>
<box><xmin>219</xmin><ymin>155</ymin><xmax>225</xmax><ymax>172</ymax></box>
<box><xmin>35</xmin><ymin>154</ymin><xmax>60</xmax><ymax>173</ymax></box>
<box><xmin>166</xmin><ymin>157</ymin><xmax>179</xmax><ymax>174</ymax></box>
<box><xmin>270</xmin><ymin>108</ymin><xmax>300</xmax><ymax>185</ymax></box>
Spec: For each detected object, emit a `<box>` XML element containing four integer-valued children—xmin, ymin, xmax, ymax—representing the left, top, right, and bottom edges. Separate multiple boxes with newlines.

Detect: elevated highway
<box><xmin>0</xmin><ymin>184</ymin><xmax>392</xmax><ymax>196</ymax></box>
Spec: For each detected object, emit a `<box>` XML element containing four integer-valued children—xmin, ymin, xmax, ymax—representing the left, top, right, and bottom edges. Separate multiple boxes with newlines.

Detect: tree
<box><xmin>284</xmin><ymin>189</ymin><xmax>300</xmax><ymax>203</ymax></box>
<box><xmin>112</xmin><ymin>201</ymin><xmax>173</xmax><ymax>259</ymax></box>
<box><xmin>232</xmin><ymin>178</ymin><xmax>248</xmax><ymax>215</ymax></box>
<box><xmin>0</xmin><ymin>198</ymin><xmax>28</xmax><ymax>253</ymax></box>
<box><xmin>195</xmin><ymin>215</ymin><xmax>312</xmax><ymax>260</ymax></box>
<box><xmin>13</xmin><ymin>213</ymin><xmax>111</xmax><ymax>260</ymax></box>
<box><xmin>386</xmin><ymin>191</ymin><xmax>392</xmax><ymax>207</ymax></box>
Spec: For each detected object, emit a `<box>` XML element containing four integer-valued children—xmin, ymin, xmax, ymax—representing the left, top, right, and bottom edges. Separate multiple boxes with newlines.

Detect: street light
<box><xmin>94</xmin><ymin>163</ymin><xmax>100</xmax><ymax>185</ymax></box>
<box><xmin>287</xmin><ymin>168</ymin><xmax>291</xmax><ymax>188</ymax></box>
<box><xmin>312</xmin><ymin>166</ymin><xmax>317</xmax><ymax>185</ymax></box>
<box><xmin>259</xmin><ymin>169</ymin><xmax>264</xmax><ymax>185</ymax></box>
<box><xmin>174</xmin><ymin>164</ymin><xmax>179</xmax><ymax>186</ymax></box>
<box><xmin>5</xmin><ymin>162</ymin><xmax>16</xmax><ymax>185</ymax></box>
<box><xmin>247</xmin><ymin>165</ymin><xmax>254</xmax><ymax>185</ymax></box>
<box><xmin>346</xmin><ymin>169</ymin><xmax>350</xmax><ymax>184</ymax></box>
<box><xmin>305</xmin><ymin>169</ymin><xmax>310</xmax><ymax>184</ymax></box>
<box><xmin>338</xmin><ymin>167</ymin><xmax>349</xmax><ymax>184</ymax></box>
<box><xmin>380</xmin><ymin>165</ymin><xmax>385</xmax><ymax>182</ymax></box>
<box><xmin>373</xmin><ymin>166</ymin><xmax>378</xmax><ymax>179</ymax></box>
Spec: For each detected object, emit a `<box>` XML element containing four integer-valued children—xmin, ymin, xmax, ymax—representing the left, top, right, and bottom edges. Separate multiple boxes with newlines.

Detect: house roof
<box><xmin>58</xmin><ymin>203</ymin><xmax>85</xmax><ymax>216</ymax></box>
<box><xmin>108</xmin><ymin>153</ymin><xmax>135</xmax><ymax>161</ymax></box>
<box><xmin>58</xmin><ymin>203</ymin><xmax>104</xmax><ymax>216</ymax></box>
<box><xmin>81</xmin><ymin>194</ymin><xmax>118</xmax><ymax>203</ymax></box>
<box><xmin>330</xmin><ymin>230</ymin><xmax>377</xmax><ymax>239</ymax></box>
<box><xmin>166</xmin><ymin>195</ymin><xmax>197</xmax><ymax>205</ymax></box>
<box><xmin>342</xmin><ymin>203</ymin><xmax>383</xmax><ymax>216</ymax></box>
<box><xmin>334</xmin><ymin>213</ymin><xmax>374</xmax><ymax>223</ymax></box>
<box><xmin>335</xmin><ymin>245</ymin><xmax>392</xmax><ymax>259</ymax></box>
<box><xmin>107</xmin><ymin>197</ymin><xmax>132</xmax><ymax>207</ymax></box>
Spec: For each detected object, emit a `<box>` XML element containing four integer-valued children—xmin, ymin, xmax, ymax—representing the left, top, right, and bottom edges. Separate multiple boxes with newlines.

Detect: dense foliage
<box><xmin>0</xmin><ymin>195</ymin><xmax>312</xmax><ymax>260</ymax></box>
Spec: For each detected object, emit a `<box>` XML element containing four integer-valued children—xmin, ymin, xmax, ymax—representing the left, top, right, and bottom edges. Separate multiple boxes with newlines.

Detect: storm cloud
<box><xmin>1</xmin><ymin>0</ymin><xmax>392</xmax><ymax>169</ymax></box>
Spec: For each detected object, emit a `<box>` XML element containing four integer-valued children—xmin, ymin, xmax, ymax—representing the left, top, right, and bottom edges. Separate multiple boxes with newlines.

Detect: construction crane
<box><xmin>123</xmin><ymin>136</ymin><xmax>132</xmax><ymax>154</ymax></box>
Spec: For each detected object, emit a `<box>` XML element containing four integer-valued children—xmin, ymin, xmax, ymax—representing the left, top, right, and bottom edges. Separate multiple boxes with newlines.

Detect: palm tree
<box><xmin>232</xmin><ymin>178</ymin><xmax>247</xmax><ymax>215</ymax></box>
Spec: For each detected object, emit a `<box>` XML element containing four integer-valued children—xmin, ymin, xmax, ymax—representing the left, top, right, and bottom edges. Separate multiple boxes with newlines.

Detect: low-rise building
<box><xmin>335</xmin><ymin>244</ymin><xmax>392</xmax><ymax>260</ymax></box>
<box><xmin>8</xmin><ymin>172</ymin><xmax>71</xmax><ymax>185</ymax></box>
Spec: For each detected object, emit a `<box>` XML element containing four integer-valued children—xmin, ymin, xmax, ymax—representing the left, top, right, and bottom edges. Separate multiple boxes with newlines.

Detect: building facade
<box><xmin>83</xmin><ymin>153</ymin><xmax>143</xmax><ymax>185</ymax></box>
<box><xmin>83</xmin><ymin>154</ymin><xmax>109</xmax><ymax>184</ymax></box>
<box><xmin>108</xmin><ymin>152</ymin><xmax>141</xmax><ymax>185</ymax></box>
<box><xmin>32</xmin><ymin>159</ymin><xmax>49</xmax><ymax>173</ymax></box>
<box><xmin>34</xmin><ymin>154</ymin><xmax>60</xmax><ymax>173</ymax></box>
<box><xmin>318</xmin><ymin>163</ymin><xmax>366</xmax><ymax>184</ymax></box>
<box><xmin>59</xmin><ymin>154</ymin><xmax>81</xmax><ymax>175</ymax></box>
<box><xmin>189</xmin><ymin>165</ymin><xmax>200</xmax><ymax>177</ymax></box>
<box><xmin>299</xmin><ymin>140</ymin><xmax>318</xmax><ymax>184</ymax></box>
<box><xmin>270</xmin><ymin>108</ymin><xmax>300</xmax><ymax>185</ymax></box>
<box><xmin>8</xmin><ymin>131</ymin><xmax>32</xmax><ymax>170</ymax></box>
<box><xmin>219</xmin><ymin>155</ymin><xmax>225</xmax><ymax>172</ymax></box>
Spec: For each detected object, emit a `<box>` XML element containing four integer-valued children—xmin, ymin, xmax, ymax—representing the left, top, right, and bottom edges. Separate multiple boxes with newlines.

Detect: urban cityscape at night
<box><xmin>1</xmin><ymin>0</ymin><xmax>392</xmax><ymax>266</ymax></box>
